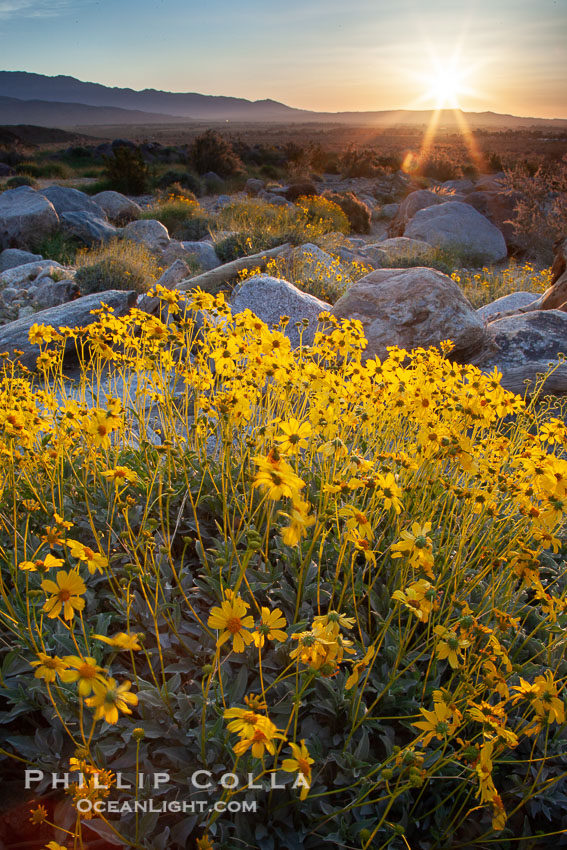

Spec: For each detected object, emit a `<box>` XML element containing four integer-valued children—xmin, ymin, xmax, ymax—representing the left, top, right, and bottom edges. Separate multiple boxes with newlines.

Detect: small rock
<box><xmin>245</xmin><ymin>178</ymin><xmax>265</xmax><ymax>196</ymax></box>
<box><xmin>17</xmin><ymin>305</ymin><xmax>35</xmax><ymax>320</ymax></box>
<box><xmin>122</xmin><ymin>219</ymin><xmax>170</xmax><ymax>253</ymax></box>
<box><xmin>0</xmin><ymin>248</ymin><xmax>43</xmax><ymax>272</ymax></box>
<box><xmin>33</xmin><ymin>278</ymin><xmax>80</xmax><ymax>309</ymax></box>
<box><xmin>374</xmin><ymin>203</ymin><xmax>399</xmax><ymax>221</ymax></box>
<box><xmin>388</xmin><ymin>190</ymin><xmax>444</xmax><ymax>237</ymax></box>
<box><xmin>92</xmin><ymin>190</ymin><xmax>142</xmax><ymax>224</ymax></box>
<box><xmin>476</xmin><ymin>291</ymin><xmax>538</xmax><ymax>322</ymax></box>
<box><xmin>370</xmin><ymin>237</ymin><xmax>434</xmax><ymax>262</ymax></box>
<box><xmin>180</xmin><ymin>241</ymin><xmax>220</xmax><ymax>271</ymax></box>
<box><xmin>0</xmin><ymin>260</ymin><xmax>68</xmax><ymax>289</ymax></box>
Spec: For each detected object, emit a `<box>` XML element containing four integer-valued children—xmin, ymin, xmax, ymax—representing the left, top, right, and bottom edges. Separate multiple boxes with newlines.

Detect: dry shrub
<box><xmin>74</xmin><ymin>239</ymin><xmax>161</xmax><ymax>295</ymax></box>
<box><xmin>505</xmin><ymin>156</ymin><xmax>567</xmax><ymax>262</ymax></box>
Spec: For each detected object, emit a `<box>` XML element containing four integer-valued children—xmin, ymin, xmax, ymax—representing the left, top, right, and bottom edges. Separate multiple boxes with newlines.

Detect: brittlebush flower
<box><xmin>412</xmin><ymin>700</ymin><xmax>459</xmax><ymax>747</ymax></box>
<box><xmin>41</xmin><ymin>570</ymin><xmax>86</xmax><ymax>620</ymax></box>
<box><xmin>253</xmin><ymin>454</ymin><xmax>305</xmax><ymax>501</ymax></box>
<box><xmin>29</xmin><ymin>804</ymin><xmax>48</xmax><ymax>824</ymax></box>
<box><xmin>208</xmin><ymin>594</ymin><xmax>255</xmax><ymax>653</ymax></box>
<box><xmin>65</xmin><ymin>539</ymin><xmax>107</xmax><ymax>575</ymax></box>
<box><xmin>232</xmin><ymin>715</ymin><xmax>285</xmax><ymax>759</ymax></box>
<box><xmin>30</xmin><ymin>653</ymin><xmax>69</xmax><ymax>682</ymax></box>
<box><xmin>224</xmin><ymin>707</ymin><xmax>264</xmax><ymax>737</ymax></box>
<box><xmin>252</xmin><ymin>607</ymin><xmax>288</xmax><ymax>647</ymax></box>
<box><xmin>60</xmin><ymin>656</ymin><xmax>106</xmax><ymax>696</ymax></box>
<box><xmin>85</xmin><ymin>677</ymin><xmax>138</xmax><ymax>724</ymax></box>
<box><xmin>101</xmin><ymin>466</ymin><xmax>138</xmax><ymax>485</ymax></box>
<box><xmin>345</xmin><ymin>645</ymin><xmax>376</xmax><ymax>690</ymax></box>
<box><xmin>19</xmin><ymin>553</ymin><xmax>64</xmax><ymax>573</ymax></box>
<box><xmin>391</xmin><ymin>521</ymin><xmax>435</xmax><ymax>577</ymax></box>
<box><xmin>391</xmin><ymin>580</ymin><xmax>434</xmax><ymax>623</ymax></box>
<box><xmin>282</xmin><ymin>739</ymin><xmax>315</xmax><ymax>800</ymax></box>
<box><xmin>434</xmin><ymin>625</ymin><xmax>470</xmax><ymax>669</ymax></box>
<box><xmin>279</xmin><ymin>499</ymin><xmax>315</xmax><ymax>546</ymax></box>
<box><xmin>276</xmin><ymin>418</ymin><xmax>311</xmax><ymax>453</ymax></box>
<box><xmin>92</xmin><ymin>632</ymin><xmax>142</xmax><ymax>650</ymax></box>
<box><xmin>475</xmin><ymin>740</ymin><xmax>497</xmax><ymax>804</ymax></box>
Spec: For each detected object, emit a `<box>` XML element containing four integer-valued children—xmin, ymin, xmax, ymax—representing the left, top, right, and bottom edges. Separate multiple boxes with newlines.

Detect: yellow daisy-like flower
<box><xmin>60</xmin><ymin>656</ymin><xmax>107</xmax><ymax>696</ymax></box>
<box><xmin>224</xmin><ymin>707</ymin><xmax>263</xmax><ymax>737</ymax></box>
<box><xmin>345</xmin><ymin>645</ymin><xmax>376</xmax><ymax>690</ymax></box>
<box><xmin>28</xmin><ymin>323</ymin><xmax>61</xmax><ymax>345</ymax></box>
<box><xmin>232</xmin><ymin>715</ymin><xmax>285</xmax><ymax>759</ymax></box>
<box><xmin>41</xmin><ymin>570</ymin><xmax>86</xmax><ymax>620</ymax></box>
<box><xmin>279</xmin><ymin>498</ymin><xmax>315</xmax><ymax>547</ymax></box>
<box><xmin>252</xmin><ymin>607</ymin><xmax>288</xmax><ymax>647</ymax></box>
<box><xmin>92</xmin><ymin>632</ymin><xmax>142</xmax><ymax>650</ymax></box>
<box><xmin>412</xmin><ymin>700</ymin><xmax>458</xmax><ymax>747</ymax></box>
<box><xmin>29</xmin><ymin>804</ymin><xmax>48</xmax><ymax>824</ymax></box>
<box><xmin>19</xmin><ymin>553</ymin><xmax>64</xmax><ymax>573</ymax></box>
<box><xmin>207</xmin><ymin>594</ymin><xmax>255</xmax><ymax>653</ymax></box>
<box><xmin>253</xmin><ymin>454</ymin><xmax>305</xmax><ymax>501</ymax></box>
<box><xmin>391</xmin><ymin>579</ymin><xmax>434</xmax><ymax>623</ymax></box>
<box><xmin>65</xmin><ymin>539</ymin><xmax>108</xmax><ymax>575</ymax></box>
<box><xmin>30</xmin><ymin>652</ymin><xmax>70</xmax><ymax>682</ymax></box>
<box><xmin>282</xmin><ymin>739</ymin><xmax>315</xmax><ymax>800</ymax></box>
<box><xmin>85</xmin><ymin>677</ymin><xmax>138</xmax><ymax>724</ymax></box>
<box><xmin>434</xmin><ymin>626</ymin><xmax>470</xmax><ymax>669</ymax></box>
<box><xmin>101</xmin><ymin>466</ymin><xmax>138</xmax><ymax>485</ymax></box>
<box><xmin>276</xmin><ymin>418</ymin><xmax>312</xmax><ymax>453</ymax></box>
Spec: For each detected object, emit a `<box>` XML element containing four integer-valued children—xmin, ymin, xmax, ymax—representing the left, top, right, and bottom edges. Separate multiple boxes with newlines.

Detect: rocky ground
<box><xmin>0</xmin><ymin>171</ymin><xmax>565</xmax><ymax>399</ymax></box>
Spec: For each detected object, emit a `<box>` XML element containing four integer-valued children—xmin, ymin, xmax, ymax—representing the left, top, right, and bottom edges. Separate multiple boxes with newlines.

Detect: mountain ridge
<box><xmin>1</xmin><ymin>71</ymin><xmax>567</xmax><ymax>128</ymax></box>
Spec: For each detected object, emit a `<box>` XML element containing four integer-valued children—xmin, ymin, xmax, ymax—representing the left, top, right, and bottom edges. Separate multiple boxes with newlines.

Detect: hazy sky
<box><xmin>1</xmin><ymin>0</ymin><xmax>566</xmax><ymax>117</ymax></box>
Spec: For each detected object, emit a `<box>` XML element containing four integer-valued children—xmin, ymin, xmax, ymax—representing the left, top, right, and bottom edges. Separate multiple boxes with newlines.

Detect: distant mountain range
<box><xmin>1</xmin><ymin>71</ymin><xmax>567</xmax><ymax>130</ymax></box>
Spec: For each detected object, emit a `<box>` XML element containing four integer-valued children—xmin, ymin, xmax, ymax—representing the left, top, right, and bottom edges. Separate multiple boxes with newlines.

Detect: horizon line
<box><xmin>1</xmin><ymin>69</ymin><xmax>566</xmax><ymax>123</ymax></box>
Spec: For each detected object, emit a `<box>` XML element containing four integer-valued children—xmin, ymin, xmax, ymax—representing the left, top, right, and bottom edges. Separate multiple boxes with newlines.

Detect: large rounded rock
<box><xmin>481</xmin><ymin>311</ymin><xmax>567</xmax><ymax>366</ymax></box>
<box><xmin>0</xmin><ymin>290</ymin><xmax>137</xmax><ymax>368</ymax></box>
<box><xmin>0</xmin><ymin>187</ymin><xmax>59</xmax><ymax>250</ymax></box>
<box><xmin>404</xmin><ymin>202</ymin><xmax>507</xmax><ymax>263</ymax></box>
<box><xmin>231</xmin><ymin>275</ymin><xmax>330</xmax><ymax>347</ymax></box>
<box><xmin>42</xmin><ymin>185</ymin><xmax>107</xmax><ymax>220</ymax></box>
<box><xmin>93</xmin><ymin>191</ymin><xmax>142</xmax><ymax>224</ymax></box>
<box><xmin>121</xmin><ymin>219</ymin><xmax>170</xmax><ymax>252</ymax></box>
<box><xmin>473</xmin><ymin>310</ymin><xmax>567</xmax><ymax>394</ymax></box>
<box><xmin>464</xmin><ymin>190</ymin><xmax>523</xmax><ymax>252</ymax></box>
<box><xmin>387</xmin><ymin>190</ymin><xmax>444</xmax><ymax>237</ymax></box>
<box><xmin>330</xmin><ymin>267</ymin><xmax>486</xmax><ymax>361</ymax></box>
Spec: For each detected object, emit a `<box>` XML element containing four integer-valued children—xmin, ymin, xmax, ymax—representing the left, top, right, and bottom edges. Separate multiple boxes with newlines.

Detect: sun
<box><xmin>427</xmin><ymin>68</ymin><xmax>463</xmax><ymax>109</ymax></box>
<box><xmin>420</xmin><ymin>54</ymin><xmax>475</xmax><ymax>110</ymax></box>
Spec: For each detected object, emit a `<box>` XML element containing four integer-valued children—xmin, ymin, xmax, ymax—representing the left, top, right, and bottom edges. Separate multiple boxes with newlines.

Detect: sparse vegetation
<box><xmin>504</xmin><ymin>157</ymin><xmax>567</xmax><ymax>262</ymax></box>
<box><xmin>74</xmin><ymin>239</ymin><xmax>161</xmax><ymax>295</ymax></box>
<box><xmin>141</xmin><ymin>193</ymin><xmax>213</xmax><ymax>240</ymax></box>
